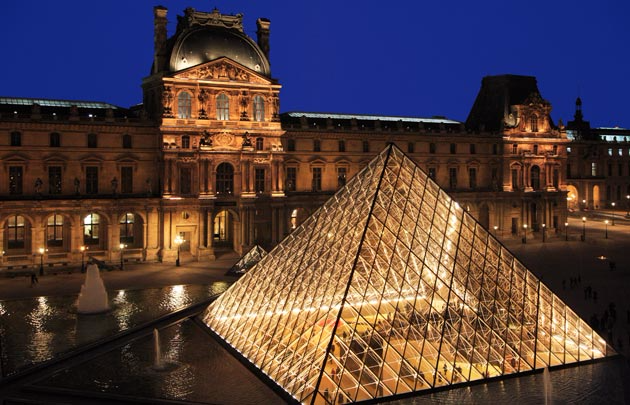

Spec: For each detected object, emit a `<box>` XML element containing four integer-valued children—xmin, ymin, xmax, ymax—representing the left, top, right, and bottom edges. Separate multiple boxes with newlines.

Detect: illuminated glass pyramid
<box><xmin>227</xmin><ymin>245</ymin><xmax>267</xmax><ymax>276</ymax></box>
<box><xmin>203</xmin><ymin>144</ymin><xmax>610</xmax><ymax>404</ymax></box>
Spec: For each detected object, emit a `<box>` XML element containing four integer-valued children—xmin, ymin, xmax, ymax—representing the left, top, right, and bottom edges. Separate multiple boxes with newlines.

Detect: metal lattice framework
<box><xmin>228</xmin><ymin>244</ymin><xmax>267</xmax><ymax>275</ymax></box>
<box><xmin>203</xmin><ymin>145</ymin><xmax>610</xmax><ymax>404</ymax></box>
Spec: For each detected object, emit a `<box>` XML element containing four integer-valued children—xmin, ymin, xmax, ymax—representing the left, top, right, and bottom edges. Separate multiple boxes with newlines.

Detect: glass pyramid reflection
<box><xmin>203</xmin><ymin>144</ymin><xmax>611</xmax><ymax>404</ymax></box>
<box><xmin>227</xmin><ymin>245</ymin><xmax>267</xmax><ymax>276</ymax></box>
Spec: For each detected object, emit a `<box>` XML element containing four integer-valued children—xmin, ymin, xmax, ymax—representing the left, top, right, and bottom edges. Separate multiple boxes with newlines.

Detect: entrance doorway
<box><xmin>213</xmin><ymin>210</ymin><xmax>233</xmax><ymax>248</ymax></box>
<box><xmin>179</xmin><ymin>231</ymin><xmax>191</xmax><ymax>252</ymax></box>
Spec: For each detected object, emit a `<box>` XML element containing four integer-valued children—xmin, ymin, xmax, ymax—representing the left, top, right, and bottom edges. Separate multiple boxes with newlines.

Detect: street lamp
<box><xmin>493</xmin><ymin>225</ymin><xmax>498</xmax><ymax>238</ymax></box>
<box><xmin>582</xmin><ymin>199</ymin><xmax>587</xmax><ymax>210</ymax></box>
<box><xmin>626</xmin><ymin>195</ymin><xmax>630</xmax><ymax>217</ymax></box>
<box><xmin>38</xmin><ymin>247</ymin><xmax>45</xmax><ymax>276</ymax></box>
<box><xmin>611</xmin><ymin>202</ymin><xmax>616</xmax><ymax>226</ymax></box>
<box><xmin>542</xmin><ymin>223</ymin><xmax>546</xmax><ymax>243</ymax></box>
<box><xmin>174</xmin><ymin>234</ymin><xmax>184</xmax><ymax>267</ymax></box>
<box><xmin>119</xmin><ymin>243</ymin><xmax>126</xmax><ymax>270</ymax></box>
<box><xmin>80</xmin><ymin>245</ymin><xmax>87</xmax><ymax>273</ymax></box>
<box><xmin>604</xmin><ymin>220</ymin><xmax>609</xmax><ymax>239</ymax></box>
<box><xmin>522</xmin><ymin>224</ymin><xmax>528</xmax><ymax>244</ymax></box>
<box><xmin>581</xmin><ymin>217</ymin><xmax>586</xmax><ymax>242</ymax></box>
<box><xmin>564</xmin><ymin>222</ymin><xmax>569</xmax><ymax>241</ymax></box>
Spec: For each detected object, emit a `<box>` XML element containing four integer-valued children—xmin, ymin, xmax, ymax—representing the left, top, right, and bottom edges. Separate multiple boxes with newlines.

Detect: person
<box><xmin>30</xmin><ymin>272</ymin><xmax>38</xmax><ymax>287</ymax></box>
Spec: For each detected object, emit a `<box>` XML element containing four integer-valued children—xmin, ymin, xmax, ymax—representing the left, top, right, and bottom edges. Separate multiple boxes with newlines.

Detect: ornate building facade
<box><xmin>0</xmin><ymin>6</ymin><xmax>594</xmax><ymax>271</ymax></box>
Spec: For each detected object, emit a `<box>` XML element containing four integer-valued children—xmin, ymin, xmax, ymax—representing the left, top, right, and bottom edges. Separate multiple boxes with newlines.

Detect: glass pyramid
<box><xmin>227</xmin><ymin>245</ymin><xmax>267</xmax><ymax>276</ymax></box>
<box><xmin>203</xmin><ymin>145</ymin><xmax>611</xmax><ymax>404</ymax></box>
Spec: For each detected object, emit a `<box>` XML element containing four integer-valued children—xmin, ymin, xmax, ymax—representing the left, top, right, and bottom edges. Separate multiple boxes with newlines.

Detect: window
<box><xmin>591</xmin><ymin>162</ymin><xmax>597</xmax><ymax>176</ymax></box>
<box><xmin>512</xmin><ymin>144</ymin><xmax>518</xmax><ymax>154</ymax></box>
<box><xmin>407</xmin><ymin>142</ymin><xmax>414</xmax><ymax>153</ymax></box>
<box><xmin>6</xmin><ymin>215</ymin><xmax>25</xmax><ymax>249</ymax></box>
<box><xmin>337</xmin><ymin>167</ymin><xmax>347</xmax><ymax>188</ymax></box>
<box><xmin>619</xmin><ymin>148</ymin><xmax>624</xmax><ymax>157</ymax></box>
<box><xmin>512</xmin><ymin>169</ymin><xmax>518</xmax><ymax>189</ymax></box>
<box><xmin>608</xmin><ymin>148</ymin><xmax>613</xmax><ymax>156</ymax></box>
<box><xmin>10</xmin><ymin>131</ymin><xmax>21</xmax><ymax>146</ymax></box>
<box><xmin>553</xmin><ymin>145</ymin><xmax>558</xmax><ymax>155</ymax></box>
<box><xmin>180</xmin><ymin>167</ymin><xmax>192</xmax><ymax>194</ymax></box>
<box><xmin>182</xmin><ymin>135</ymin><xmax>190</xmax><ymax>149</ymax></box>
<box><xmin>553</xmin><ymin>169</ymin><xmax>559</xmax><ymax>189</ymax></box>
<box><xmin>121</xmin><ymin>167</ymin><xmax>133</xmax><ymax>194</ymax></box>
<box><xmin>50</xmin><ymin>132</ymin><xmax>60</xmax><ymax>147</ymax></box>
<box><xmin>428</xmin><ymin>168</ymin><xmax>436</xmax><ymax>180</ymax></box>
<box><xmin>9</xmin><ymin>166</ymin><xmax>23</xmax><ymax>194</ymax></box>
<box><xmin>286</xmin><ymin>167</ymin><xmax>296</xmax><ymax>191</ymax></box>
<box><xmin>313</xmin><ymin>139</ymin><xmax>321</xmax><ymax>152</ymax></box>
<box><xmin>312</xmin><ymin>167</ymin><xmax>322</xmax><ymax>191</ymax></box>
<box><xmin>46</xmin><ymin>214</ymin><xmax>64</xmax><ymax>247</ymax></box>
<box><xmin>216</xmin><ymin>162</ymin><xmax>234</xmax><ymax>194</ymax></box>
<box><xmin>449</xmin><ymin>168</ymin><xmax>457</xmax><ymax>189</ymax></box>
<box><xmin>492</xmin><ymin>143</ymin><xmax>498</xmax><ymax>155</ymax></box>
<box><xmin>87</xmin><ymin>133</ymin><xmax>98</xmax><ymax>148</ymax></box>
<box><xmin>491</xmin><ymin>168</ymin><xmax>498</xmax><ymax>189</ymax></box>
<box><xmin>120</xmin><ymin>213</ymin><xmax>134</xmax><ymax>245</ymax></box>
<box><xmin>533</xmin><ymin>145</ymin><xmax>538</xmax><ymax>155</ymax></box>
<box><xmin>567</xmin><ymin>146</ymin><xmax>572</xmax><ymax>153</ymax></box>
<box><xmin>469</xmin><ymin>144</ymin><xmax>476</xmax><ymax>154</ymax></box>
<box><xmin>468</xmin><ymin>168</ymin><xmax>477</xmax><ymax>189</ymax></box>
<box><xmin>287</xmin><ymin>138</ymin><xmax>296</xmax><ymax>152</ymax></box>
<box><xmin>450</xmin><ymin>143</ymin><xmax>456</xmax><ymax>154</ymax></box>
<box><xmin>255</xmin><ymin>168</ymin><xmax>265</xmax><ymax>193</ymax></box>
<box><xmin>48</xmin><ymin>166</ymin><xmax>62</xmax><ymax>194</ymax></box>
<box><xmin>619</xmin><ymin>164</ymin><xmax>624</xmax><ymax>177</ymax></box>
<box><xmin>607</xmin><ymin>163</ymin><xmax>612</xmax><ymax>177</ymax></box>
<box><xmin>338</xmin><ymin>140</ymin><xmax>345</xmax><ymax>152</ymax></box>
<box><xmin>530</xmin><ymin>115</ymin><xmax>538</xmax><ymax>132</ymax></box>
<box><xmin>362</xmin><ymin>140</ymin><xmax>369</xmax><ymax>153</ymax></box>
<box><xmin>256</xmin><ymin>137</ymin><xmax>264</xmax><ymax>151</ymax></box>
<box><xmin>429</xmin><ymin>143</ymin><xmax>436</xmax><ymax>154</ymax></box>
<box><xmin>86</xmin><ymin>166</ymin><xmax>98</xmax><ymax>194</ymax></box>
<box><xmin>177</xmin><ymin>91</ymin><xmax>192</xmax><ymax>119</ymax></box>
<box><xmin>531</xmin><ymin>166</ymin><xmax>540</xmax><ymax>190</ymax></box>
<box><xmin>253</xmin><ymin>95</ymin><xmax>264</xmax><ymax>122</ymax></box>
<box><xmin>216</xmin><ymin>94</ymin><xmax>229</xmax><ymax>120</ymax></box>
<box><xmin>122</xmin><ymin>134</ymin><xmax>132</xmax><ymax>149</ymax></box>
<box><xmin>83</xmin><ymin>213</ymin><xmax>100</xmax><ymax>246</ymax></box>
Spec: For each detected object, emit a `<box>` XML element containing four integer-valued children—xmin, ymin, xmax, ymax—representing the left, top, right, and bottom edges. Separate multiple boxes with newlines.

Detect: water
<box><xmin>543</xmin><ymin>367</ymin><xmax>552</xmax><ymax>405</ymax></box>
<box><xmin>153</xmin><ymin>328</ymin><xmax>163</xmax><ymax>370</ymax></box>
<box><xmin>76</xmin><ymin>263</ymin><xmax>109</xmax><ymax>314</ymax></box>
<box><xmin>0</xmin><ymin>282</ymin><xmax>230</xmax><ymax>376</ymax></box>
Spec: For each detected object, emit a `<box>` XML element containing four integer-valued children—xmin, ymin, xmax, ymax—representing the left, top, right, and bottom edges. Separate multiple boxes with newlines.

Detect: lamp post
<box><xmin>582</xmin><ymin>199</ymin><xmax>587</xmax><ymax>210</ymax></box>
<box><xmin>542</xmin><ymin>223</ymin><xmax>546</xmax><ymax>243</ymax></box>
<box><xmin>119</xmin><ymin>243</ymin><xmax>126</xmax><ymax>270</ymax></box>
<box><xmin>581</xmin><ymin>217</ymin><xmax>586</xmax><ymax>242</ymax></box>
<box><xmin>564</xmin><ymin>222</ymin><xmax>569</xmax><ymax>241</ymax></box>
<box><xmin>80</xmin><ymin>245</ymin><xmax>87</xmax><ymax>273</ymax></box>
<box><xmin>493</xmin><ymin>225</ymin><xmax>498</xmax><ymax>238</ymax></box>
<box><xmin>522</xmin><ymin>224</ymin><xmax>528</xmax><ymax>244</ymax></box>
<box><xmin>611</xmin><ymin>202</ymin><xmax>616</xmax><ymax>226</ymax></box>
<box><xmin>605</xmin><ymin>220</ymin><xmax>609</xmax><ymax>239</ymax></box>
<box><xmin>38</xmin><ymin>247</ymin><xmax>45</xmax><ymax>276</ymax></box>
<box><xmin>174</xmin><ymin>234</ymin><xmax>184</xmax><ymax>267</ymax></box>
<box><xmin>626</xmin><ymin>195</ymin><xmax>630</xmax><ymax>218</ymax></box>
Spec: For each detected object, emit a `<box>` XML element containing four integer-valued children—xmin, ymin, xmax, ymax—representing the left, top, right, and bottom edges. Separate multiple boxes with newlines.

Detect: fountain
<box><xmin>153</xmin><ymin>328</ymin><xmax>164</xmax><ymax>370</ymax></box>
<box><xmin>543</xmin><ymin>367</ymin><xmax>552</xmax><ymax>405</ymax></box>
<box><xmin>76</xmin><ymin>263</ymin><xmax>109</xmax><ymax>314</ymax></box>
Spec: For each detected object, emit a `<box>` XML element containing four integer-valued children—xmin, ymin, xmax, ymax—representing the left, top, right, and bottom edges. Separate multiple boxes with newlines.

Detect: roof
<box><xmin>0</xmin><ymin>97</ymin><xmax>120</xmax><ymax>109</ymax></box>
<box><xmin>284</xmin><ymin>111</ymin><xmax>461</xmax><ymax>125</ymax></box>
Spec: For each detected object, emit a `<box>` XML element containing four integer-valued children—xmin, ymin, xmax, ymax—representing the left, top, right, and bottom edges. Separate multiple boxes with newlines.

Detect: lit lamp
<box><xmin>493</xmin><ymin>225</ymin><xmax>498</xmax><ymax>237</ymax></box>
<box><xmin>174</xmin><ymin>235</ymin><xmax>184</xmax><ymax>267</ymax></box>
<box><xmin>626</xmin><ymin>195</ymin><xmax>630</xmax><ymax>217</ymax></box>
<box><xmin>119</xmin><ymin>243</ymin><xmax>126</xmax><ymax>270</ymax></box>
<box><xmin>80</xmin><ymin>245</ymin><xmax>87</xmax><ymax>273</ymax></box>
<box><xmin>542</xmin><ymin>223</ymin><xmax>546</xmax><ymax>243</ymax></box>
<box><xmin>38</xmin><ymin>247</ymin><xmax>45</xmax><ymax>276</ymax></box>
<box><xmin>582</xmin><ymin>199</ymin><xmax>587</xmax><ymax>210</ymax></box>
<box><xmin>605</xmin><ymin>220</ymin><xmax>609</xmax><ymax>239</ymax></box>
<box><xmin>611</xmin><ymin>202</ymin><xmax>616</xmax><ymax>226</ymax></box>
<box><xmin>581</xmin><ymin>217</ymin><xmax>586</xmax><ymax>242</ymax></box>
<box><xmin>564</xmin><ymin>222</ymin><xmax>569</xmax><ymax>241</ymax></box>
<box><xmin>522</xmin><ymin>224</ymin><xmax>528</xmax><ymax>244</ymax></box>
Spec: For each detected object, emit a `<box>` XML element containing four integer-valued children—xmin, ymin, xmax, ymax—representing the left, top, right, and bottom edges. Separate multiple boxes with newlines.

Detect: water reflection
<box><xmin>164</xmin><ymin>285</ymin><xmax>188</xmax><ymax>311</ymax></box>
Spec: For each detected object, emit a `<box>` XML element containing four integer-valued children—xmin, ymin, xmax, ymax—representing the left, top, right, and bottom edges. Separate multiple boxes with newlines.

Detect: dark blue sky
<box><xmin>2</xmin><ymin>1</ymin><xmax>629</xmax><ymax>128</ymax></box>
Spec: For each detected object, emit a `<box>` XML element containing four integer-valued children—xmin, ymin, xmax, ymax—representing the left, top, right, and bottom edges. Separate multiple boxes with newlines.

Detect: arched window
<box><xmin>216</xmin><ymin>94</ymin><xmax>229</xmax><ymax>120</ymax></box>
<box><xmin>531</xmin><ymin>165</ymin><xmax>541</xmax><ymax>190</ymax></box>
<box><xmin>253</xmin><ymin>95</ymin><xmax>265</xmax><ymax>121</ymax></box>
<box><xmin>255</xmin><ymin>137</ymin><xmax>264</xmax><ymax>151</ymax></box>
<box><xmin>6</xmin><ymin>215</ymin><xmax>25</xmax><ymax>249</ymax></box>
<box><xmin>119</xmin><ymin>213</ymin><xmax>134</xmax><ymax>245</ymax></box>
<box><xmin>87</xmin><ymin>133</ymin><xmax>98</xmax><ymax>148</ymax></box>
<box><xmin>83</xmin><ymin>213</ymin><xmax>100</xmax><ymax>246</ymax></box>
<box><xmin>177</xmin><ymin>91</ymin><xmax>192</xmax><ymax>119</ymax></box>
<box><xmin>122</xmin><ymin>134</ymin><xmax>132</xmax><ymax>149</ymax></box>
<box><xmin>216</xmin><ymin>162</ymin><xmax>234</xmax><ymax>194</ymax></box>
<box><xmin>46</xmin><ymin>214</ymin><xmax>64</xmax><ymax>247</ymax></box>
<box><xmin>50</xmin><ymin>132</ymin><xmax>60</xmax><ymax>147</ymax></box>
<box><xmin>530</xmin><ymin>115</ymin><xmax>538</xmax><ymax>132</ymax></box>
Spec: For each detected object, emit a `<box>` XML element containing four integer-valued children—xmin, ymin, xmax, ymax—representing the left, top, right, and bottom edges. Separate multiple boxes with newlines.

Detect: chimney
<box><xmin>153</xmin><ymin>6</ymin><xmax>168</xmax><ymax>74</ymax></box>
<box><xmin>256</xmin><ymin>18</ymin><xmax>271</xmax><ymax>61</ymax></box>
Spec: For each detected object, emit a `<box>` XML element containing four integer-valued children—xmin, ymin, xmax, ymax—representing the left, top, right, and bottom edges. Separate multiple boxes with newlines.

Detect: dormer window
<box><xmin>177</xmin><ymin>91</ymin><xmax>192</xmax><ymax>119</ymax></box>
<box><xmin>253</xmin><ymin>95</ymin><xmax>264</xmax><ymax>122</ymax></box>
<box><xmin>530</xmin><ymin>115</ymin><xmax>538</xmax><ymax>132</ymax></box>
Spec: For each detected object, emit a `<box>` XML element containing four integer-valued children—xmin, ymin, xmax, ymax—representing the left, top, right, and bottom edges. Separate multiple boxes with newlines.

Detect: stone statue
<box><xmin>162</xmin><ymin>86</ymin><xmax>173</xmax><ymax>116</ymax></box>
<box><xmin>201</xmin><ymin>130</ymin><xmax>213</xmax><ymax>146</ymax></box>
<box><xmin>111</xmin><ymin>177</ymin><xmax>118</xmax><ymax>194</ymax></box>
<box><xmin>74</xmin><ymin>177</ymin><xmax>80</xmax><ymax>194</ymax></box>
<box><xmin>242</xmin><ymin>132</ymin><xmax>253</xmax><ymax>148</ymax></box>
<box><xmin>146</xmin><ymin>178</ymin><xmax>152</xmax><ymax>195</ymax></box>
<box><xmin>34</xmin><ymin>178</ymin><xmax>43</xmax><ymax>194</ymax></box>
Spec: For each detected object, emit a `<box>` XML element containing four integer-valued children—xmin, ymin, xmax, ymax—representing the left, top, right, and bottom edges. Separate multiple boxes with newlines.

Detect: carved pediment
<box><xmin>173</xmin><ymin>58</ymin><xmax>271</xmax><ymax>84</ymax></box>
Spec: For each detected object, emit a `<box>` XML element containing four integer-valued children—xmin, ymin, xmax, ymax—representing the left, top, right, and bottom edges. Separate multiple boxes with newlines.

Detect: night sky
<box><xmin>2</xmin><ymin>1</ymin><xmax>628</xmax><ymax>128</ymax></box>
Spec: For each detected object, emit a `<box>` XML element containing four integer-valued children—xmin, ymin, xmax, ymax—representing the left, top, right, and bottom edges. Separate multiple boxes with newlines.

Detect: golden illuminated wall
<box><xmin>204</xmin><ymin>145</ymin><xmax>610</xmax><ymax>404</ymax></box>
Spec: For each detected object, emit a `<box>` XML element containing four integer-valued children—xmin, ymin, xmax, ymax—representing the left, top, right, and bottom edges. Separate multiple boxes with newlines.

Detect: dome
<box><xmin>169</xmin><ymin>27</ymin><xmax>270</xmax><ymax>76</ymax></box>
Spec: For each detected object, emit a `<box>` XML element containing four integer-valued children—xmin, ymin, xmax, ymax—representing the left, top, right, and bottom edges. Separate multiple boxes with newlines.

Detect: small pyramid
<box><xmin>226</xmin><ymin>245</ymin><xmax>267</xmax><ymax>276</ymax></box>
<box><xmin>203</xmin><ymin>145</ymin><xmax>611</xmax><ymax>404</ymax></box>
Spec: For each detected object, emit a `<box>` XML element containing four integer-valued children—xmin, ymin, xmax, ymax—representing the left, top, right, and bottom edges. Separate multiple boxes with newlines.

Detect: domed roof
<box><xmin>169</xmin><ymin>26</ymin><xmax>270</xmax><ymax>76</ymax></box>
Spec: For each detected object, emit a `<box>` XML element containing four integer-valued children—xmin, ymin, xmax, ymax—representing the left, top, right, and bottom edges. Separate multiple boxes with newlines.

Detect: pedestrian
<box><xmin>30</xmin><ymin>273</ymin><xmax>35</xmax><ymax>287</ymax></box>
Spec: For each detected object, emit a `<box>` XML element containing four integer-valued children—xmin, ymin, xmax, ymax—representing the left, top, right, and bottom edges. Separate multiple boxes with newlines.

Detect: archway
<box><xmin>45</xmin><ymin>213</ymin><xmax>71</xmax><ymax>252</ymax></box>
<box><xmin>119</xmin><ymin>212</ymin><xmax>144</xmax><ymax>249</ymax></box>
<box><xmin>216</xmin><ymin>162</ymin><xmax>234</xmax><ymax>195</ymax></box>
<box><xmin>592</xmin><ymin>185</ymin><xmax>601</xmax><ymax>209</ymax></box>
<box><xmin>213</xmin><ymin>209</ymin><xmax>241</xmax><ymax>253</ymax></box>
<box><xmin>566</xmin><ymin>185</ymin><xmax>579</xmax><ymax>211</ymax></box>
<box><xmin>3</xmin><ymin>214</ymin><xmax>32</xmax><ymax>255</ymax></box>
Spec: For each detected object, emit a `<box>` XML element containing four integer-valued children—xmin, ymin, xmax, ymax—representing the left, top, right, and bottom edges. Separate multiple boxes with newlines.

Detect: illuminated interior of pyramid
<box><xmin>203</xmin><ymin>144</ymin><xmax>612</xmax><ymax>404</ymax></box>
